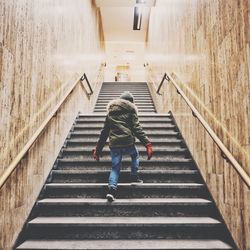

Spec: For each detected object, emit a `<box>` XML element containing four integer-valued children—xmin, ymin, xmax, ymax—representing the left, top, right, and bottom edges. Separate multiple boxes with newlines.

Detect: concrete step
<box><xmin>94</xmin><ymin>111</ymin><xmax>156</xmax><ymax>113</ymax></box>
<box><xmin>60</xmin><ymin>148</ymin><xmax>190</xmax><ymax>159</ymax></box>
<box><xmin>24</xmin><ymin>217</ymin><xmax>223</xmax><ymax>240</ymax></box>
<box><xmin>95</xmin><ymin>105</ymin><xmax>155</xmax><ymax>109</ymax></box>
<box><xmin>72</xmin><ymin>124</ymin><xmax>175</xmax><ymax>129</ymax></box>
<box><xmin>99</xmin><ymin>92</ymin><xmax>151</xmax><ymax>94</ymax></box>
<box><xmin>96</xmin><ymin>100</ymin><xmax>154</xmax><ymax>105</ymax></box>
<box><xmin>63</xmin><ymin>145</ymin><xmax>185</xmax><ymax>151</ymax></box>
<box><xmin>59</xmin><ymin>155</ymin><xmax>191</xmax><ymax>162</ymax></box>
<box><xmin>96</xmin><ymin>98</ymin><xmax>153</xmax><ymax>102</ymax></box>
<box><xmin>65</xmin><ymin>138</ymin><xmax>184</xmax><ymax>147</ymax></box>
<box><xmin>101</xmin><ymin>86</ymin><xmax>149</xmax><ymax>88</ymax></box>
<box><xmin>17</xmin><ymin>239</ymin><xmax>233</xmax><ymax>249</ymax></box>
<box><xmin>50</xmin><ymin>169</ymin><xmax>200</xmax><ymax>183</ymax></box>
<box><xmin>100</xmin><ymin>87</ymin><xmax>149</xmax><ymax>89</ymax></box>
<box><xmin>97</xmin><ymin>96</ymin><xmax>153</xmax><ymax>99</ymax></box>
<box><xmin>69</xmin><ymin>130</ymin><xmax>178</xmax><ymax>137</ymax></box>
<box><xmin>34</xmin><ymin>198</ymin><xmax>215</xmax><ymax>217</ymax></box>
<box><xmin>56</xmin><ymin>158</ymin><xmax>195</xmax><ymax>170</ymax></box>
<box><xmin>43</xmin><ymin>183</ymin><xmax>207</xmax><ymax>199</ymax></box>
<box><xmin>97</xmin><ymin>97</ymin><xmax>152</xmax><ymax>100</ymax></box>
<box><xmin>75</xmin><ymin>117</ymin><xmax>173</xmax><ymax>123</ymax></box>
<box><xmin>68</xmin><ymin>134</ymin><xmax>180</xmax><ymax>141</ymax></box>
<box><xmin>94</xmin><ymin>107</ymin><xmax>155</xmax><ymax>111</ymax></box>
<box><xmin>96</xmin><ymin>99</ymin><xmax>154</xmax><ymax>103</ymax></box>
<box><xmin>77</xmin><ymin>113</ymin><xmax>171</xmax><ymax>118</ymax></box>
<box><xmin>97</xmin><ymin>95</ymin><xmax>152</xmax><ymax>99</ymax></box>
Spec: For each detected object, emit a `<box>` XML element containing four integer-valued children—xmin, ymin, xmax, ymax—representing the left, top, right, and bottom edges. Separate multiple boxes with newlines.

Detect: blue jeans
<box><xmin>109</xmin><ymin>145</ymin><xmax>139</xmax><ymax>189</ymax></box>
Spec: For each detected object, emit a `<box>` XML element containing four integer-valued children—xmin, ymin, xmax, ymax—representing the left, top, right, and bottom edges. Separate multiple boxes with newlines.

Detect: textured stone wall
<box><xmin>0</xmin><ymin>0</ymin><xmax>104</xmax><ymax>248</ymax></box>
<box><xmin>146</xmin><ymin>0</ymin><xmax>250</xmax><ymax>249</ymax></box>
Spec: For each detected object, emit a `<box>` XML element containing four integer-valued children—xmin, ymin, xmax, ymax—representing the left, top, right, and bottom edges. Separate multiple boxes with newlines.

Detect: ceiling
<box><xmin>94</xmin><ymin>0</ymin><xmax>156</xmax><ymax>80</ymax></box>
<box><xmin>95</xmin><ymin>0</ymin><xmax>156</xmax><ymax>42</ymax></box>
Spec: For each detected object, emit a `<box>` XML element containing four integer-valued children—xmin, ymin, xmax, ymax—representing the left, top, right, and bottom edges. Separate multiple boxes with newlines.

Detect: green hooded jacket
<box><xmin>96</xmin><ymin>99</ymin><xmax>150</xmax><ymax>154</ymax></box>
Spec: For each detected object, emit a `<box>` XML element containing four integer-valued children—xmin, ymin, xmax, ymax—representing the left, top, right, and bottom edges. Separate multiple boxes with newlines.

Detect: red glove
<box><xmin>145</xmin><ymin>142</ymin><xmax>153</xmax><ymax>160</ymax></box>
<box><xmin>92</xmin><ymin>149</ymin><xmax>100</xmax><ymax>161</ymax></box>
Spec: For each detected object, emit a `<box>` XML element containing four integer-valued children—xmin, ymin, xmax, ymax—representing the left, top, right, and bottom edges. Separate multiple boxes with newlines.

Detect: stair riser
<box><xmin>56</xmin><ymin>165</ymin><xmax>195</xmax><ymax>171</ymax></box>
<box><xmin>100</xmin><ymin>89</ymin><xmax>150</xmax><ymax>91</ymax></box>
<box><xmin>51</xmin><ymin>173</ymin><xmax>200</xmax><ymax>183</ymax></box>
<box><xmin>96</xmin><ymin>98</ymin><xmax>153</xmax><ymax>101</ymax></box>
<box><xmin>94</xmin><ymin>110</ymin><xmax>156</xmax><ymax>113</ymax></box>
<box><xmin>34</xmin><ymin>204</ymin><xmax>215</xmax><ymax>217</ymax></box>
<box><xmin>69</xmin><ymin>132</ymin><xmax>180</xmax><ymax>138</ymax></box>
<box><xmin>94</xmin><ymin>106</ymin><xmax>155</xmax><ymax>109</ymax></box>
<box><xmin>97</xmin><ymin>93</ymin><xmax>151</xmax><ymax>96</ymax></box>
<box><xmin>56</xmin><ymin>161</ymin><xmax>195</xmax><ymax>170</ymax></box>
<box><xmin>62</xmin><ymin>148</ymin><xmax>186</xmax><ymax>154</ymax></box>
<box><xmin>65</xmin><ymin>141</ymin><xmax>184</xmax><ymax>148</ymax></box>
<box><xmin>59</xmin><ymin>158</ymin><xmax>191</xmax><ymax>164</ymax></box>
<box><xmin>96</xmin><ymin>99</ymin><xmax>154</xmax><ymax>102</ymax></box>
<box><xmin>77</xmin><ymin>118</ymin><xmax>167</xmax><ymax>123</ymax></box>
<box><xmin>77</xmin><ymin>114</ymin><xmax>171</xmax><ymax>118</ymax></box>
<box><xmin>24</xmin><ymin>226</ymin><xmax>224</xmax><ymax>240</ymax></box>
<box><xmin>64</xmin><ymin>144</ymin><xmax>184</xmax><ymax>149</ymax></box>
<box><xmin>98</xmin><ymin>92</ymin><xmax>151</xmax><ymax>94</ymax></box>
<box><xmin>95</xmin><ymin>100</ymin><xmax>153</xmax><ymax>103</ymax></box>
<box><xmin>62</xmin><ymin>149</ymin><xmax>190</xmax><ymax>160</ymax></box>
<box><xmin>72</xmin><ymin>125</ymin><xmax>176</xmax><ymax>130</ymax></box>
<box><xmin>75</xmin><ymin>118</ymin><xmax>172</xmax><ymax>123</ymax></box>
<box><xmin>43</xmin><ymin>187</ymin><xmax>207</xmax><ymax>199</ymax></box>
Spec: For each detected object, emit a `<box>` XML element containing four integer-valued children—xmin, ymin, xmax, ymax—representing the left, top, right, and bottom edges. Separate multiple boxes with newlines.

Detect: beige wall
<box><xmin>0</xmin><ymin>0</ymin><xmax>104</xmax><ymax>248</ymax></box>
<box><xmin>146</xmin><ymin>0</ymin><xmax>250</xmax><ymax>249</ymax></box>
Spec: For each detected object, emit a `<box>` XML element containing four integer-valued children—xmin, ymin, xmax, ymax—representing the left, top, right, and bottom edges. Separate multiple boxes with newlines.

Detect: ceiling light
<box><xmin>133</xmin><ymin>6</ymin><xmax>142</xmax><ymax>30</ymax></box>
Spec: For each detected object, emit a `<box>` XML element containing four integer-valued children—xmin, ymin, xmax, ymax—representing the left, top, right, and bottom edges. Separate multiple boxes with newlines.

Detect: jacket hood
<box><xmin>107</xmin><ymin>99</ymin><xmax>137</xmax><ymax>114</ymax></box>
<box><xmin>120</xmin><ymin>91</ymin><xmax>134</xmax><ymax>103</ymax></box>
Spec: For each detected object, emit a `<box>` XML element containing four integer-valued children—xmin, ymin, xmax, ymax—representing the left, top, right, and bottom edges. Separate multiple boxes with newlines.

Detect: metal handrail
<box><xmin>0</xmin><ymin>73</ymin><xmax>94</xmax><ymax>189</ymax></box>
<box><xmin>158</xmin><ymin>72</ymin><xmax>250</xmax><ymax>188</ymax></box>
<box><xmin>80</xmin><ymin>73</ymin><xmax>93</xmax><ymax>95</ymax></box>
<box><xmin>156</xmin><ymin>73</ymin><xmax>170</xmax><ymax>95</ymax></box>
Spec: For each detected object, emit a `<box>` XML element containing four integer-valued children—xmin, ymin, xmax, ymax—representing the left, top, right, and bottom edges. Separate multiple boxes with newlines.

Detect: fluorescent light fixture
<box><xmin>133</xmin><ymin>6</ymin><xmax>142</xmax><ymax>30</ymax></box>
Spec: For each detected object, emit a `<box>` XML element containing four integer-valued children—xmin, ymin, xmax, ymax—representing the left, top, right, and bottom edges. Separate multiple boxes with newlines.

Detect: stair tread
<box><xmin>29</xmin><ymin>216</ymin><xmax>221</xmax><ymax>225</ymax></box>
<box><xmin>17</xmin><ymin>239</ymin><xmax>233</xmax><ymax>249</ymax></box>
<box><xmin>52</xmin><ymin>170</ymin><xmax>198</xmax><ymax>174</ymax></box>
<box><xmin>78</xmin><ymin>113</ymin><xmax>170</xmax><ymax>117</ymax></box>
<box><xmin>38</xmin><ymin>198</ymin><xmax>212</xmax><ymax>205</ymax></box>
<box><xmin>58</xmin><ymin>158</ymin><xmax>192</xmax><ymax>162</ymax></box>
<box><xmin>67</xmin><ymin>139</ymin><xmax>182</xmax><ymax>143</ymax></box>
<box><xmin>73</xmin><ymin>125</ymin><xmax>174</xmax><ymax>128</ymax></box>
<box><xmin>62</xmin><ymin>148</ymin><xmax>186</xmax><ymax>152</ymax></box>
<box><xmin>46</xmin><ymin>183</ymin><xmax>203</xmax><ymax>187</ymax></box>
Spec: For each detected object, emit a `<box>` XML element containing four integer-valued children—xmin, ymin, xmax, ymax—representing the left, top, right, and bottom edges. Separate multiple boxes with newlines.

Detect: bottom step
<box><xmin>17</xmin><ymin>239</ymin><xmax>232</xmax><ymax>249</ymax></box>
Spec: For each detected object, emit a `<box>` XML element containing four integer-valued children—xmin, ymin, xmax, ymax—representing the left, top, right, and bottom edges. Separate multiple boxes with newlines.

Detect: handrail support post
<box><xmin>80</xmin><ymin>73</ymin><xmax>94</xmax><ymax>96</ymax></box>
<box><xmin>157</xmin><ymin>73</ymin><xmax>170</xmax><ymax>95</ymax></box>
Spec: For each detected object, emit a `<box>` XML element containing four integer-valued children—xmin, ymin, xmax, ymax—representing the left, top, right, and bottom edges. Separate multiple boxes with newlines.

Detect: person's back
<box><xmin>92</xmin><ymin>91</ymin><xmax>153</xmax><ymax>202</ymax></box>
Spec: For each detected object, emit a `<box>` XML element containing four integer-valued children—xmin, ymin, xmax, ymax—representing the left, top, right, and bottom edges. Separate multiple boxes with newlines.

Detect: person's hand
<box><xmin>92</xmin><ymin>149</ymin><xmax>100</xmax><ymax>161</ymax></box>
<box><xmin>145</xmin><ymin>142</ymin><xmax>153</xmax><ymax>160</ymax></box>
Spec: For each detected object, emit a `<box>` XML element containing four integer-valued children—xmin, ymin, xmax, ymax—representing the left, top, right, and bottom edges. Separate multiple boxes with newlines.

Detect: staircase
<box><xmin>16</xmin><ymin>82</ymin><xmax>235</xmax><ymax>249</ymax></box>
<box><xmin>94</xmin><ymin>82</ymin><xmax>156</xmax><ymax>113</ymax></box>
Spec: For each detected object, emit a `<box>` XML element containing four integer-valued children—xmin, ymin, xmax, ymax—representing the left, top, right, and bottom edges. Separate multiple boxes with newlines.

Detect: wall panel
<box><xmin>0</xmin><ymin>0</ymin><xmax>104</xmax><ymax>248</ymax></box>
<box><xmin>146</xmin><ymin>0</ymin><xmax>250</xmax><ymax>249</ymax></box>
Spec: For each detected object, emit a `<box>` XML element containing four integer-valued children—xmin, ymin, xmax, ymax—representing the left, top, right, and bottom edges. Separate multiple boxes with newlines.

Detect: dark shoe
<box><xmin>106</xmin><ymin>187</ymin><xmax>117</xmax><ymax>202</ymax></box>
<box><xmin>131</xmin><ymin>175</ymin><xmax>143</xmax><ymax>185</ymax></box>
